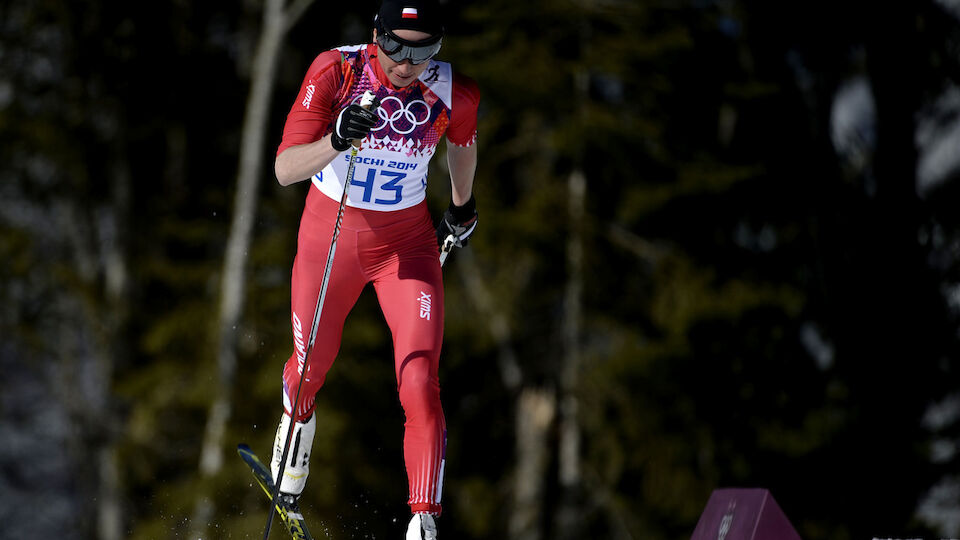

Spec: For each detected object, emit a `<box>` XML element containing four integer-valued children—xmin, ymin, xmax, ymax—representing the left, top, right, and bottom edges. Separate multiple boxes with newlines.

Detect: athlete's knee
<box><xmin>397</xmin><ymin>352</ymin><xmax>441</xmax><ymax>413</ymax></box>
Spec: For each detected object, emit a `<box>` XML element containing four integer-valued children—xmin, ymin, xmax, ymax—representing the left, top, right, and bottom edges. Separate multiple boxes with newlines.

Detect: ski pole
<box><xmin>439</xmin><ymin>233</ymin><xmax>457</xmax><ymax>267</ymax></box>
<box><xmin>264</xmin><ymin>90</ymin><xmax>377</xmax><ymax>540</ymax></box>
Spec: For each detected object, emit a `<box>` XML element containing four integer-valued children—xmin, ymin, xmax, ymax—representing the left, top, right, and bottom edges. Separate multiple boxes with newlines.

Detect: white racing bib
<box><xmin>312</xmin><ymin>53</ymin><xmax>454</xmax><ymax>211</ymax></box>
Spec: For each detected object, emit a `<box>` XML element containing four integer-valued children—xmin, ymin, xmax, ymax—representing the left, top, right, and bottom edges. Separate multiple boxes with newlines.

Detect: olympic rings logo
<box><xmin>354</xmin><ymin>95</ymin><xmax>430</xmax><ymax>135</ymax></box>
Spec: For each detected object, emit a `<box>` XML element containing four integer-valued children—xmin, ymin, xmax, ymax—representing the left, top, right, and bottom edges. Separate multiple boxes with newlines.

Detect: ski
<box><xmin>237</xmin><ymin>444</ymin><xmax>314</xmax><ymax>540</ymax></box>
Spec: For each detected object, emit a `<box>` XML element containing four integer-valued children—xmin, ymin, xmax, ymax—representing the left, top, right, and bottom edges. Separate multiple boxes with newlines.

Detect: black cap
<box><xmin>377</xmin><ymin>0</ymin><xmax>444</xmax><ymax>37</ymax></box>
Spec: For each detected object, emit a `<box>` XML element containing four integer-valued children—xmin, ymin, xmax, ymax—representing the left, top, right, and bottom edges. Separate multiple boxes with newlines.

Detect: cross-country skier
<box><xmin>270</xmin><ymin>0</ymin><xmax>479</xmax><ymax>537</ymax></box>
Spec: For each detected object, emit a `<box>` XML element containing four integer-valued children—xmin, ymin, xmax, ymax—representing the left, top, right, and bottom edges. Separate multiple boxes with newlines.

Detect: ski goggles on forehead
<box><xmin>375</xmin><ymin>25</ymin><xmax>443</xmax><ymax>65</ymax></box>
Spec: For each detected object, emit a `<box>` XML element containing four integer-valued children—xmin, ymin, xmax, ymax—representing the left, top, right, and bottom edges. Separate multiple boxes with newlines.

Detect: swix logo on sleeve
<box><xmin>301</xmin><ymin>84</ymin><xmax>316</xmax><ymax>109</ymax></box>
<box><xmin>419</xmin><ymin>291</ymin><xmax>432</xmax><ymax>320</ymax></box>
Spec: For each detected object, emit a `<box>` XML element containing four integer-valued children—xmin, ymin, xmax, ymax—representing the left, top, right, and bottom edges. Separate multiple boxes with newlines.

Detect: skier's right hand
<box><xmin>331</xmin><ymin>103</ymin><xmax>379</xmax><ymax>151</ymax></box>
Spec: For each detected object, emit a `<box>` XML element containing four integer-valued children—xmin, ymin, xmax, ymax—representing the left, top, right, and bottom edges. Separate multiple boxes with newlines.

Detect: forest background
<box><xmin>2</xmin><ymin>1</ymin><xmax>960</xmax><ymax>539</ymax></box>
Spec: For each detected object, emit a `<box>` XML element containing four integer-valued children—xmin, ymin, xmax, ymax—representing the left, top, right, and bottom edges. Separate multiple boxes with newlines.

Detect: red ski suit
<box><xmin>276</xmin><ymin>44</ymin><xmax>479</xmax><ymax>515</ymax></box>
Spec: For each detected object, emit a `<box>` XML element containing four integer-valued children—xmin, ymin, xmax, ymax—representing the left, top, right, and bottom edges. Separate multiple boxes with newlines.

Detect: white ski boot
<box><xmin>406</xmin><ymin>513</ymin><xmax>438</xmax><ymax>540</ymax></box>
<box><xmin>270</xmin><ymin>413</ymin><xmax>316</xmax><ymax>497</ymax></box>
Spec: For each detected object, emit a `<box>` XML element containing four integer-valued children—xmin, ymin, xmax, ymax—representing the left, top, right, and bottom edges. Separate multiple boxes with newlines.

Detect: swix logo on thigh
<box><xmin>293</xmin><ymin>312</ymin><xmax>307</xmax><ymax>373</ymax></box>
<box><xmin>419</xmin><ymin>291</ymin><xmax>432</xmax><ymax>320</ymax></box>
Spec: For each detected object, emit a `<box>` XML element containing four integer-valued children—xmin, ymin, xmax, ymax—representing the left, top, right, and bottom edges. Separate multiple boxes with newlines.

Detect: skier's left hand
<box><xmin>436</xmin><ymin>195</ymin><xmax>478</xmax><ymax>250</ymax></box>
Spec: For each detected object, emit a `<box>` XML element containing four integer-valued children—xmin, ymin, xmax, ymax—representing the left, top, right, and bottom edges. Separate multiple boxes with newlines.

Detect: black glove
<box><xmin>331</xmin><ymin>103</ymin><xmax>378</xmax><ymax>151</ymax></box>
<box><xmin>436</xmin><ymin>195</ymin><xmax>478</xmax><ymax>250</ymax></box>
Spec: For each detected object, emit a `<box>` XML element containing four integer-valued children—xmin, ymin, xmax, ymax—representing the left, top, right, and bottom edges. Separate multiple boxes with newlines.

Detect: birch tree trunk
<box><xmin>556</xmin><ymin>168</ymin><xmax>586</xmax><ymax>539</ymax></box>
<box><xmin>189</xmin><ymin>0</ymin><xmax>315</xmax><ymax>535</ymax></box>
<box><xmin>556</xmin><ymin>13</ymin><xmax>590</xmax><ymax>531</ymax></box>
<box><xmin>56</xmin><ymin>117</ymin><xmax>132</xmax><ymax>540</ymax></box>
<box><xmin>96</xmin><ymin>153</ymin><xmax>131</xmax><ymax>540</ymax></box>
<box><xmin>511</xmin><ymin>388</ymin><xmax>556</xmax><ymax>540</ymax></box>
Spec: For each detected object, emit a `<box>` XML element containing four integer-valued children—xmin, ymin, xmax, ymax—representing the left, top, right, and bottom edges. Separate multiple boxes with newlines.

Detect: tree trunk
<box><xmin>96</xmin><ymin>135</ymin><xmax>133</xmax><ymax>540</ymax></box>
<box><xmin>556</xmin><ymin>168</ymin><xmax>586</xmax><ymax>539</ymax></box>
<box><xmin>189</xmin><ymin>0</ymin><xmax>315</xmax><ymax>535</ymax></box>
<box><xmin>511</xmin><ymin>388</ymin><xmax>556</xmax><ymax>540</ymax></box>
<box><xmin>55</xmin><ymin>125</ymin><xmax>132</xmax><ymax>540</ymax></box>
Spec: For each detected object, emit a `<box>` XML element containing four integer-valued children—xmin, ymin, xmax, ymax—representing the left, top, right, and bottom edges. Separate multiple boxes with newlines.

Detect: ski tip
<box><xmin>237</xmin><ymin>443</ymin><xmax>252</xmax><ymax>453</ymax></box>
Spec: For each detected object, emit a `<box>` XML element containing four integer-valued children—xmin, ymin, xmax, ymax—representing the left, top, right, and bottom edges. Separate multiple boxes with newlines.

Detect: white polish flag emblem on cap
<box><xmin>402</xmin><ymin>7</ymin><xmax>418</xmax><ymax>18</ymax></box>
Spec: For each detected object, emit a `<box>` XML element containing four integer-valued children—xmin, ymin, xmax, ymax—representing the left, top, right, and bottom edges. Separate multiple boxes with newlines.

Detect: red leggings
<box><xmin>282</xmin><ymin>186</ymin><xmax>446</xmax><ymax>515</ymax></box>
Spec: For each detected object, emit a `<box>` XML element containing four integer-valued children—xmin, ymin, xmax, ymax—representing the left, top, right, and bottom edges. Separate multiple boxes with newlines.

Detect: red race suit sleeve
<box><xmin>446</xmin><ymin>72</ymin><xmax>480</xmax><ymax>147</ymax></box>
<box><xmin>277</xmin><ymin>50</ymin><xmax>343</xmax><ymax>156</ymax></box>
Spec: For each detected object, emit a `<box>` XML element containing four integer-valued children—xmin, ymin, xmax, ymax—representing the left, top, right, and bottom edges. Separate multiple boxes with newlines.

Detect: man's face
<box><xmin>373</xmin><ymin>28</ymin><xmax>435</xmax><ymax>88</ymax></box>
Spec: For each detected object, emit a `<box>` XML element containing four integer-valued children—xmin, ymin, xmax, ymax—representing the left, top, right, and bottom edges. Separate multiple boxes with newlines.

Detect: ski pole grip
<box><xmin>353</xmin><ymin>91</ymin><xmax>377</xmax><ymax>148</ymax></box>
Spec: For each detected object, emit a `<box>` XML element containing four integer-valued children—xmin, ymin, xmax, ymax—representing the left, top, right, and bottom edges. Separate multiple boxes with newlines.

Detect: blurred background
<box><xmin>2</xmin><ymin>0</ymin><xmax>960</xmax><ymax>538</ymax></box>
